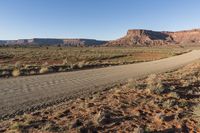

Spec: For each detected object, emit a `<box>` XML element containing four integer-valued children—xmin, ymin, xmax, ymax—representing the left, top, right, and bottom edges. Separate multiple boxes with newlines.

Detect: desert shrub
<box><xmin>15</xmin><ymin>61</ymin><xmax>22</xmax><ymax>69</ymax></box>
<box><xmin>178</xmin><ymin>100</ymin><xmax>188</xmax><ymax>108</ymax></box>
<box><xmin>193</xmin><ymin>104</ymin><xmax>200</xmax><ymax>127</ymax></box>
<box><xmin>10</xmin><ymin>122</ymin><xmax>22</xmax><ymax>130</ymax></box>
<box><xmin>169</xmin><ymin>86</ymin><xmax>176</xmax><ymax>91</ymax></box>
<box><xmin>12</xmin><ymin>69</ymin><xmax>21</xmax><ymax>77</ymax></box>
<box><xmin>71</xmin><ymin>64</ymin><xmax>79</xmax><ymax>69</ymax></box>
<box><xmin>29</xmin><ymin>70</ymin><xmax>37</xmax><ymax>75</ymax></box>
<box><xmin>134</xmin><ymin>126</ymin><xmax>151</xmax><ymax>133</ymax></box>
<box><xmin>193</xmin><ymin>104</ymin><xmax>200</xmax><ymax>114</ymax></box>
<box><xmin>1</xmin><ymin>70</ymin><xmax>10</xmax><ymax>76</ymax></box>
<box><xmin>39</xmin><ymin>67</ymin><xmax>49</xmax><ymax>74</ymax></box>
<box><xmin>146</xmin><ymin>74</ymin><xmax>158</xmax><ymax>88</ymax></box>
<box><xmin>146</xmin><ymin>74</ymin><xmax>169</xmax><ymax>94</ymax></box>
<box><xmin>153</xmin><ymin>83</ymin><xmax>168</xmax><ymax>94</ymax></box>
<box><xmin>127</xmin><ymin>79</ymin><xmax>136</xmax><ymax>89</ymax></box>
<box><xmin>58</xmin><ymin>67</ymin><xmax>64</xmax><ymax>72</ymax></box>
<box><xmin>42</xmin><ymin>122</ymin><xmax>61</xmax><ymax>132</ymax></box>
<box><xmin>77</xmin><ymin>61</ymin><xmax>85</xmax><ymax>68</ymax></box>
<box><xmin>62</xmin><ymin>58</ymin><xmax>68</xmax><ymax>65</ymax></box>
<box><xmin>162</xmin><ymin>99</ymin><xmax>176</xmax><ymax>108</ymax></box>
<box><xmin>127</xmin><ymin>79</ymin><xmax>146</xmax><ymax>90</ymax></box>
<box><xmin>168</xmin><ymin>92</ymin><xmax>180</xmax><ymax>99</ymax></box>
<box><xmin>187</xmin><ymin>90</ymin><xmax>194</xmax><ymax>95</ymax></box>
<box><xmin>24</xmin><ymin>64</ymin><xmax>36</xmax><ymax>69</ymax></box>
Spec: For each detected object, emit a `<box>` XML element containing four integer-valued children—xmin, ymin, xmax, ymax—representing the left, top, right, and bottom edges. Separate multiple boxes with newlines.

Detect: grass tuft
<box><xmin>12</xmin><ymin>69</ymin><xmax>21</xmax><ymax>77</ymax></box>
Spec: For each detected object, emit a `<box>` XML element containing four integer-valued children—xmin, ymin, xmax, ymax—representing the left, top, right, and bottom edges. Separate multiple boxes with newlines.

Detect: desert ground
<box><xmin>0</xmin><ymin>46</ymin><xmax>193</xmax><ymax>78</ymax></box>
<box><xmin>2</xmin><ymin>0</ymin><xmax>200</xmax><ymax>132</ymax></box>
<box><xmin>0</xmin><ymin>62</ymin><xmax>199</xmax><ymax>132</ymax></box>
<box><xmin>0</xmin><ymin>46</ymin><xmax>200</xmax><ymax>132</ymax></box>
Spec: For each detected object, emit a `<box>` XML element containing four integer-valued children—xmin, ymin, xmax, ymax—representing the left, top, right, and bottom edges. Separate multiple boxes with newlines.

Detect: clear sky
<box><xmin>0</xmin><ymin>0</ymin><xmax>200</xmax><ymax>40</ymax></box>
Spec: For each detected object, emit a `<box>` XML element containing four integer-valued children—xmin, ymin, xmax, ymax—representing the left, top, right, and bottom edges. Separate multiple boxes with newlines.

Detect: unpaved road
<box><xmin>1</xmin><ymin>50</ymin><xmax>200</xmax><ymax>119</ymax></box>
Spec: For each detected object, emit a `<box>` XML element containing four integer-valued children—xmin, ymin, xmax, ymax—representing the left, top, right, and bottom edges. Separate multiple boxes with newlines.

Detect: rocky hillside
<box><xmin>106</xmin><ymin>29</ymin><xmax>200</xmax><ymax>46</ymax></box>
<box><xmin>0</xmin><ymin>38</ymin><xmax>107</xmax><ymax>46</ymax></box>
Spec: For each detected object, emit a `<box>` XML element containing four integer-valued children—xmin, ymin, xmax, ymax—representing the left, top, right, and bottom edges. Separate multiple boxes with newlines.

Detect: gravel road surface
<box><xmin>1</xmin><ymin>50</ymin><xmax>200</xmax><ymax>119</ymax></box>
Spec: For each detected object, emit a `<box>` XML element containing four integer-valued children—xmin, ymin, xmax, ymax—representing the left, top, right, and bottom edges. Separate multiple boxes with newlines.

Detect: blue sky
<box><xmin>0</xmin><ymin>0</ymin><xmax>200</xmax><ymax>40</ymax></box>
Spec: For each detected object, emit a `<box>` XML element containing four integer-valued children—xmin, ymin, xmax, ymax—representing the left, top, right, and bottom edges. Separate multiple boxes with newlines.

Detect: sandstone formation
<box><xmin>1</xmin><ymin>29</ymin><xmax>200</xmax><ymax>46</ymax></box>
<box><xmin>0</xmin><ymin>38</ymin><xmax>107</xmax><ymax>46</ymax></box>
<box><xmin>106</xmin><ymin>29</ymin><xmax>200</xmax><ymax>46</ymax></box>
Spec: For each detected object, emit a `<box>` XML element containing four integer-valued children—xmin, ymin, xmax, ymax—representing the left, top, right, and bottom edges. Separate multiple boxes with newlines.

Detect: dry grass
<box><xmin>193</xmin><ymin>105</ymin><xmax>200</xmax><ymax>127</ymax></box>
<box><xmin>12</xmin><ymin>69</ymin><xmax>21</xmax><ymax>77</ymax></box>
<box><xmin>39</xmin><ymin>67</ymin><xmax>49</xmax><ymax>74</ymax></box>
<box><xmin>0</xmin><ymin>46</ymin><xmax>193</xmax><ymax>77</ymax></box>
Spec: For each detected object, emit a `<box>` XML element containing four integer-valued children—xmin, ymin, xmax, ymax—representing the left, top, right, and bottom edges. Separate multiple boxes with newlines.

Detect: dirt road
<box><xmin>1</xmin><ymin>50</ymin><xmax>200</xmax><ymax>119</ymax></box>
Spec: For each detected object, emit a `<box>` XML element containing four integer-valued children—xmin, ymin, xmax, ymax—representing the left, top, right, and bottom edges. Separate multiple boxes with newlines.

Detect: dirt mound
<box><xmin>106</xmin><ymin>29</ymin><xmax>200</xmax><ymax>46</ymax></box>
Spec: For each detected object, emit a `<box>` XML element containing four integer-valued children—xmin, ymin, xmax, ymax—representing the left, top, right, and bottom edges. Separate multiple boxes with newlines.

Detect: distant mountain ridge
<box><xmin>105</xmin><ymin>29</ymin><xmax>200</xmax><ymax>46</ymax></box>
<box><xmin>0</xmin><ymin>38</ymin><xmax>108</xmax><ymax>46</ymax></box>
<box><xmin>1</xmin><ymin>29</ymin><xmax>200</xmax><ymax>46</ymax></box>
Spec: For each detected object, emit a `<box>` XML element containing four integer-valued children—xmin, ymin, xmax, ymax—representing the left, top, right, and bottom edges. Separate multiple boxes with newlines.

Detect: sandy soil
<box><xmin>0</xmin><ymin>50</ymin><xmax>200</xmax><ymax>121</ymax></box>
<box><xmin>1</xmin><ymin>57</ymin><xmax>200</xmax><ymax>132</ymax></box>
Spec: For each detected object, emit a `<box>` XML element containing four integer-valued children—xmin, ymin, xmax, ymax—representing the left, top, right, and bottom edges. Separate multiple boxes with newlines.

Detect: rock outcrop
<box><xmin>106</xmin><ymin>29</ymin><xmax>200</xmax><ymax>46</ymax></box>
<box><xmin>0</xmin><ymin>38</ymin><xmax>107</xmax><ymax>46</ymax></box>
<box><xmin>167</xmin><ymin>29</ymin><xmax>200</xmax><ymax>44</ymax></box>
<box><xmin>1</xmin><ymin>29</ymin><xmax>200</xmax><ymax>47</ymax></box>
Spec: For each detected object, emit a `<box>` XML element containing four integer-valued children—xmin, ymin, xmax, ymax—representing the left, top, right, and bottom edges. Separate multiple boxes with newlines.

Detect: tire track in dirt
<box><xmin>0</xmin><ymin>50</ymin><xmax>200</xmax><ymax>119</ymax></box>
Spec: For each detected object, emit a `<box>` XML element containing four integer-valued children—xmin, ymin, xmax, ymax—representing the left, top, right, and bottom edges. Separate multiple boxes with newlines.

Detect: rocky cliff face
<box><xmin>0</xmin><ymin>38</ymin><xmax>107</xmax><ymax>46</ymax></box>
<box><xmin>106</xmin><ymin>29</ymin><xmax>200</xmax><ymax>46</ymax></box>
<box><xmin>63</xmin><ymin>39</ymin><xmax>107</xmax><ymax>46</ymax></box>
<box><xmin>167</xmin><ymin>29</ymin><xmax>200</xmax><ymax>43</ymax></box>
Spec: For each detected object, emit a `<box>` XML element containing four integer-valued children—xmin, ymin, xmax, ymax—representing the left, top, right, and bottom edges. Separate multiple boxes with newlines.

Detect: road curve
<box><xmin>1</xmin><ymin>50</ymin><xmax>200</xmax><ymax>119</ymax></box>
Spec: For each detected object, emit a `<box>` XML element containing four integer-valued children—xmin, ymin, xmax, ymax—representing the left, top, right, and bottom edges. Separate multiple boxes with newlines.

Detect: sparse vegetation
<box><xmin>12</xmin><ymin>69</ymin><xmax>21</xmax><ymax>77</ymax></box>
<box><xmin>0</xmin><ymin>46</ymin><xmax>194</xmax><ymax>78</ymax></box>
<box><xmin>146</xmin><ymin>74</ymin><xmax>169</xmax><ymax>94</ymax></box>
<box><xmin>1</xmin><ymin>59</ymin><xmax>200</xmax><ymax>132</ymax></box>
<box><xmin>193</xmin><ymin>105</ymin><xmax>200</xmax><ymax>127</ymax></box>
<box><xmin>39</xmin><ymin>67</ymin><xmax>49</xmax><ymax>74</ymax></box>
